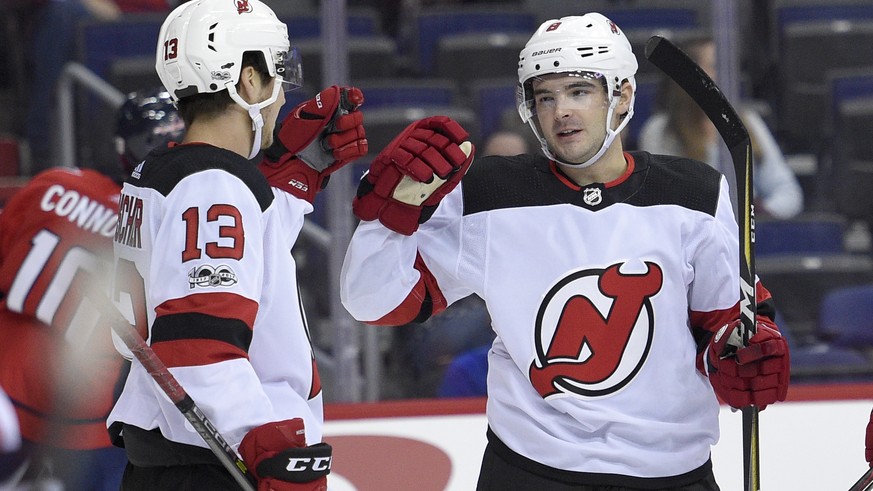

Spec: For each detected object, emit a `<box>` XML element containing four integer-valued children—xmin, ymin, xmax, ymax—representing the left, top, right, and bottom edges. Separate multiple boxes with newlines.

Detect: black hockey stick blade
<box><xmin>644</xmin><ymin>37</ymin><xmax>755</xmax><ymax>317</ymax></box>
<box><xmin>644</xmin><ymin>36</ymin><xmax>748</xmax><ymax>149</ymax></box>
<box><xmin>645</xmin><ymin>35</ymin><xmax>760</xmax><ymax>491</ymax></box>
<box><xmin>849</xmin><ymin>466</ymin><xmax>873</xmax><ymax>491</ymax></box>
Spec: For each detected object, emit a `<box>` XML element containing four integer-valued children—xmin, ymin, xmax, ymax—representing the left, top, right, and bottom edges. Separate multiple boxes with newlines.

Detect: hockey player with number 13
<box><xmin>108</xmin><ymin>0</ymin><xmax>367</xmax><ymax>489</ymax></box>
<box><xmin>341</xmin><ymin>13</ymin><xmax>790</xmax><ymax>490</ymax></box>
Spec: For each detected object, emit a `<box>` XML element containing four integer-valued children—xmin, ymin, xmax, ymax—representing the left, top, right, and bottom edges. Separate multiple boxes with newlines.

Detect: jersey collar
<box><xmin>548</xmin><ymin>152</ymin><xmax>637</xmax><ymax>191</ymax></box>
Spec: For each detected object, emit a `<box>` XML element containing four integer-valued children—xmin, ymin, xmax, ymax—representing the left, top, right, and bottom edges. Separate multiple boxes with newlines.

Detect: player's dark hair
<box><xmin>176</xmin><ymin>51</ymin><xmax>272</xmax><ymax>127</ymax></box>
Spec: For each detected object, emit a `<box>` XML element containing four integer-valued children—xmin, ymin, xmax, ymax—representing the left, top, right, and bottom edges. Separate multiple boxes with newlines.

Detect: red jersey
<box><xmin>0</xmin><ymin>167</ymin><xmax>123</xmax><ymax>450</ymax></box>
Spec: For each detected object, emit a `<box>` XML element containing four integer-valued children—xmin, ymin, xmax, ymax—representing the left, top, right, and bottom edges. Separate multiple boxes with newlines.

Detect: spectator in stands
<box><xmin>638</xmin><ymin>35</ymin><xmax>804</xmax><ymax>219</ymax></box>
<box><xmin>24</xmin><ymin>0</ymin><xmax>175</xmax><ymax>174</ymax></box>
<box><xmin>390</xmin><ymin>295</ymin><xmax>493</xmax><ymax>398</ymax></box>
<box><xmin>0</xmin><ymin>87</ymin><xmax>183</xmax><ymax>491</ymax></box>
<box><xmin>482</xmin><ymin>129</ymin><xmax>530</xmax><ymax>157</ymax></box>
<box><xmin>437</xmin><ymin>343</ymin><xmax>489</xmax><ymax>398</ymax></box>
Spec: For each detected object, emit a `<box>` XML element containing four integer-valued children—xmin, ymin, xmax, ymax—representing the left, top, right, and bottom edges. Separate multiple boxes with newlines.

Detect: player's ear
<box><xmin>237</xmin><ymin>65</ymin><xmax>260</xmax><ymax>103</ymax></box>
<box><xmin>617</xmin><ymin>80</ymin><xmax>633</xmax><ymax>116</ymax></box>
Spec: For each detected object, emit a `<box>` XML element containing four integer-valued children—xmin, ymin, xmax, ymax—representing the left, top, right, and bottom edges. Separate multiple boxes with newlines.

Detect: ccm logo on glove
<box><xmin>240</xmin><ymin>418</ymin><xmax>332</xmax><ymax>491</ymax></box>
<box><xmin>286</xmin><ymin>456</ymin><xmax>331</xmax><ymax>472</ymax></box>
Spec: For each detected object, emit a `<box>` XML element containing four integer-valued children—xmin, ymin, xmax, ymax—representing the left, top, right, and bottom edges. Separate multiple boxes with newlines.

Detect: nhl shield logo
<box><xmin>583</xmin><ymin>187</ymin><xmax>602</xmax><ymax>206</ymax></box>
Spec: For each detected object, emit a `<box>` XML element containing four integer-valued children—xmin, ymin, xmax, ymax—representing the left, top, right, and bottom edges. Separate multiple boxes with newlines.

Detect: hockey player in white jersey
<box><xmin>341</xmin><ymin>13</ymin><xmax>789</xmax><ymax>490</ymax></box>
<box><xmin>108</xmin><ymin>0</ymin><xmax>366</xmax><ymax>489</ymax></box>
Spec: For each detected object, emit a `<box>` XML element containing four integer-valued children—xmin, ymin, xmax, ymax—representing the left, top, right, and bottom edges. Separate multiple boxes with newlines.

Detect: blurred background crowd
<box><xmin>1</xmin><ymin>0</ymin><xmax>872</xmax><ymax>405</ymax></box>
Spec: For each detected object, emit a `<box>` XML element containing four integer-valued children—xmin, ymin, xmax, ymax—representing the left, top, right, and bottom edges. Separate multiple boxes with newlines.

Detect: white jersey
<box><xmin>109</xmin><ymin>144</ymin><xmax>323</xmax><ymax>451</ymax></box>
<box><xmin>342</xmin><ymin>151</ymin><xmax>761</xmax><ymax>484</ymax></box>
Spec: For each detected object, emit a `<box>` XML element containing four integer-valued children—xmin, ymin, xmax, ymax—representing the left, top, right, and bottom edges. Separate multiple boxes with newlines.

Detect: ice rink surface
<box><xmin>323</xmin><ymin>384</ymin><xmax>873</xmax><ymax>490</ymax></box>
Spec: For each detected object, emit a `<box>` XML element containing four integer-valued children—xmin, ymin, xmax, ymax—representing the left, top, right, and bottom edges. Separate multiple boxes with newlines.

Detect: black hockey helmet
<box><xmin>115</xmin><ymin>87</ymin><xmax>185</xmax><ymax>175</ymax></box>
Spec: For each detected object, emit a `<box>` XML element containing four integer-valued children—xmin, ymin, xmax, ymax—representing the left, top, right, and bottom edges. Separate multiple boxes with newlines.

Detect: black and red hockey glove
<box><xmin>352</xmin><ymin>115</ymin><xmax>474</xmax><ymax>235</ymax></box>
<box><xmin>706</xmin><ymin>318</ymin><xmax>789</xmax><ymax>410</ymax></box>
<box><xmin>239</xmin><ymin>418</ymin><xmax>331</xmax><ymax>491</ymax></box>
<box><xmin>259</xmin><ymin>85</ymin><xmax>368</xmax><ymax>203</ymax></box>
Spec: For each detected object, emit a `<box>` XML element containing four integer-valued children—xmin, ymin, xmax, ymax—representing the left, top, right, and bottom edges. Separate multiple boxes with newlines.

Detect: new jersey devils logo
<box><xmin>235</xmin><ymin>0</ymin><xmax>252</xmax><ymax>14</ymax></box>
<box><xmin>529</xmin><ymin>262</ymin><xmax>663</xmax><ymax>398</ymax></box>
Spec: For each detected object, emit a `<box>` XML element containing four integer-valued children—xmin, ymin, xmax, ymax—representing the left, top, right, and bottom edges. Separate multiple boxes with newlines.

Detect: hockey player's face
<box><xmin>532</xmin><ymin>74</ymin><xmax>609</xmax><ymax>164</ymax></box>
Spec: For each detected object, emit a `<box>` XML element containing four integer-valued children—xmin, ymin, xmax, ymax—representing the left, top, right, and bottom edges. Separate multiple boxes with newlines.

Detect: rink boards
<box><xmin>322</xmin><ymin>383</ymin><xmax>873</xmax><ymax>490</ymax></box>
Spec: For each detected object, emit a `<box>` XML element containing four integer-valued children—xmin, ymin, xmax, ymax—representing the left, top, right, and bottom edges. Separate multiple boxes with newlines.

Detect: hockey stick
<box><xmin>849</xmin><ymin>467</ymin><xmax>873</xmax><ymax>491</ymax></box>
<box><xmin>644</xmin><ymin>35</ymin><xmax>760</xmax><ymax>491</ymax></box>
<box><xmin>99</xmin><ymin>299</ymin><xmax>257</xmax><ymax>491</ymax></box>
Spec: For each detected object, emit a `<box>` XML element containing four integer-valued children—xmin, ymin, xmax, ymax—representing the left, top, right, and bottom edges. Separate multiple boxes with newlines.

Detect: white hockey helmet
<box><xmin>156</xmin><ymin>0</ymin><xmax>302</xmax><ymax>158</ymax></box>
<box><xmin>517</xmin><ymin>13</ymin><xmax>638</xmax><ymax>168</ymax></box>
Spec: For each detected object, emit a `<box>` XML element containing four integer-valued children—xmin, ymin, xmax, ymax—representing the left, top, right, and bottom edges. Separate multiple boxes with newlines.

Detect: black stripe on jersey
<box><xmin>462</xmin><ymin>151</ymin><xmax>722</xmax><ymax>217</ymax></box>
<box><xmin>151</xmin><ymin>312</ymin><xmax>253</xmax><ymax>352</ymax></box>
<box><xmin>131</xmin><ymin>144</ymin><xmax>274</xmax><ymax>212</ymax></box>
<box><xmin>485</xmin><ymin>427</ymin><xmax>714</xmax><ymax>488</ymax></box>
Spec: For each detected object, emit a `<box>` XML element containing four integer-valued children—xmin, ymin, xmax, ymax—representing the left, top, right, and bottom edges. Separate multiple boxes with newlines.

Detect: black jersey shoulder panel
<box><xmin>129</xmin><ymin>144</ymin><xmax>274</xmax><ymax>212</ymax></box>
<box><xmin>462</xmin><ymin>153</ymin><xmax>568</xmax><ymax>215</ymax></box>
<box><xmin>624</xmin><ymin>152</ymin><xmax>722</xmax><ymax>217</ymax></box>
<box><xmin>462</xmin><ymin>151</ymin><xmax>723</xmax><ymax>217</ymax></box>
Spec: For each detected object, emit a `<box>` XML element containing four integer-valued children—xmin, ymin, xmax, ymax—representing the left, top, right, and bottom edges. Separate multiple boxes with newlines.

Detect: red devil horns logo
<box><xmin>529</xmin><ymin>262</ymin><xmax>663</xmax><ymax>398</ymax></box>
<box><xmin>236</xmin><ymin>0</ymin><xmax>252</xmax><ymax>14</ymax></box>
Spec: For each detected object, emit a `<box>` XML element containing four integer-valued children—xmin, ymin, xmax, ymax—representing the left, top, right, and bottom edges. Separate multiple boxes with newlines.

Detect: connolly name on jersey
<box><xmin>40</xmin><ymin>183</ymin><xmax>118</xmax><ymax>238</ymax></box>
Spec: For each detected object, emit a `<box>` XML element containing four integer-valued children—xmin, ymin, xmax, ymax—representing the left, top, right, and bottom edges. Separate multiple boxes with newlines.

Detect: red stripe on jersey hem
<box><xmin>156</xmin><ymin>292</ymin><xmax>257</xmax><ymax>330</ymax></box>
<box><xmin>690</xmin><ymin>306</ymin><xmax>736</xmax><ymax>334</ymax></box>
<box><xmin>691</xmin><ymin>279</ymin><xmax>775</xmax><ymax>334</ymax></box>
<box><xmin>367</xmin><ymin>253</ymin><xmax>447</xmax><ymax>326</ymax></box>
<box><xmin>416</xmin><ymin>253</ymin><xmax>448</xmax><ymax>316</ymax></box>
<box><xmin>152</xmin><ymin>337</ymin><xmax>248</xmax><ymax>367</ymax></box>
<box><xmin>309</xmin><ymin>358</ymin><xmax>322</xmax><ymax>399</ymax></box>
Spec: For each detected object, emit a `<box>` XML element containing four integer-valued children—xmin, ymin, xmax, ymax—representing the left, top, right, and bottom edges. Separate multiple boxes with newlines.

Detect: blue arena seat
<box><xmin>755</xmin><ymin>213</ymin><xmax>847</xmax><ymax>257</ymax></box>
<box><xmin>435</xmin><ymin>32</ymin><xmax>528</xmax><ymax>95</ymax></box>
<box><xmin>779</xmin><ymin>312</ymin><xmax>873</xmax><ymax>383</ymax></box>
<box><xmin>294</xmin><ymin>35</ymin><xmax>398</xmax><ymax>90</ymax></box>
<box><xmin>355</xmin><ymin>79</ymin><xmax>458</xmax><ymax>108</ymax></box>
<box><xmin>412</xmin><ymin>7</ymin><xmax>536</xmax><ymax>75</ymax></box>
<box><xmin>772</xmin><ymin>14</ymin><xmax>873</xmax><ymax>154</ymax></box>
<box><xmin>774</xmin><ymin>3</ymin><xmax>873</xmax><ymax>36</ymax></box>
<box><xmin>599</xmin><ymin>7</ymin><xmax>700</xmax><ymax>30</ymax></box>
<box><xmin>438</xmin><ymin>344</ymin><xmax>489</xmax><ymax>398</ymax></box>
<box><xmin>470</xmin><ymin>78</ymin><xmax>518</xmax><ymax>143</ymax></box>
<box><xmin>282</xmin><ymin>8</ymin><xmax>381</xmax><ymax>39</ymax></box>
<box><xmin>756</xmin><ymin>253</ymin><xmax>873</xmax><ymax>340</ymax></box>
<box><xmin>625</xmin><ymin>77</ymin><xmax>658</xmax><ymax>151</ymax></box>
<box><xmin>817</xmin><ymin>284</ymin><xmax>873</xmax><ymax>346</ymax></box>
<box><xmin>77</xmin><ymin>14</ymin><xmax>165</xmax><ymax>79</ymax></box>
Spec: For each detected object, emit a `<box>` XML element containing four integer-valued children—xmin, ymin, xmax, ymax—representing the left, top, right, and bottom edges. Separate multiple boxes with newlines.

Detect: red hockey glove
<box><xmin>239</xmin><ymin>418</ymin><xmax>332</xmax><ymax>491</ymax></box>
<box><xmin>352</xmin><ymin>116</ymin><xmax>474</xmax><ymax>235</ymax></box>
<box><xmin>866</xmin><ymin>408</ymin><xmax>873</xmax><ymax>466</ymax></box>
<box><xmin>259</xmin><ymin>85</ymin><xmax>367</xmax><ymax>203</ymax></box>
<box><xmin>706</xmin><ymin>319</ymin><xmax>789</xmax><ymax>410</ymax></box>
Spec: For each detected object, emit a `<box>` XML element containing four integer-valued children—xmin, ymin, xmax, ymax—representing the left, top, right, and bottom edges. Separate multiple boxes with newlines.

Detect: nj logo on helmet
<box><xmin>236</xmin><ymin>0</ymin><xmax>252</xmax><ymax>14</ymax></box>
